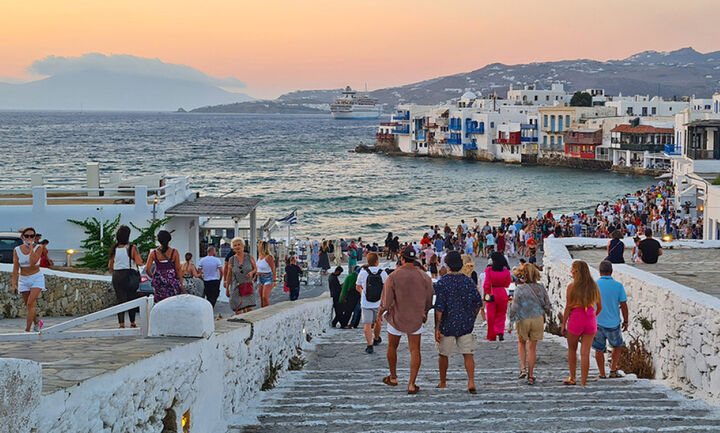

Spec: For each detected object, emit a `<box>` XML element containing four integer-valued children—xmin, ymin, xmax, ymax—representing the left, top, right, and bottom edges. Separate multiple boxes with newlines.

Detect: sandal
<box><xmin>563</xmin><ymin>377</ymin><xmax>577</xmax><ymax>386</ymax></box>
<box><xmin>527</xmin><ymin>376</ymin><xmax>536</xmax><ymax>385</ymax></box>
<box><xmin>609</xmin><ymin>370</ymin><xmax>622</xmax><ymax>378</ymax></box>
<box><xmin>468</xmin><ymin>387</ymin><xmax>477</xmax><ymax>394</ymax></box>
<box><xmin>518</xmin><ymin>369</ymin><xmax>527</xmax><ymax>379</ymax></box>
<box><xmin>407</xmin><ymin>384</ymin><xmax>420</xmax><ymax>395</ymax></box>
<box><xmin>382</xmin><ymin>376</ymin><xmax>398</xmax><ymax>387</ymax></box>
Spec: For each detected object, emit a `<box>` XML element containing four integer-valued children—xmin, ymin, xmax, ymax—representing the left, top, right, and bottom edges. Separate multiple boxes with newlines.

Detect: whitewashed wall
<box><xmin>543</xmin><ymin>238</ymin><xmax>720</xmax><ymax>403</ymax></box>
<box><xmin>5</xmin><ymin>295</ymin><xmax>332</xmax><ymax>433</ymax></box>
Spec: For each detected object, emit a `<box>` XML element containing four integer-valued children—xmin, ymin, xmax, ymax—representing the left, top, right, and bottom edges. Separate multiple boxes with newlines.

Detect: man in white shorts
<box><xmin>356</xmin><ymin>252</ymin><xmax>388</xmax><ymax>354</ymax></box>
<box><xmin>377</xmin><ymin>245</ymin><xmax>433</xmax><ymax>394</ymax></box>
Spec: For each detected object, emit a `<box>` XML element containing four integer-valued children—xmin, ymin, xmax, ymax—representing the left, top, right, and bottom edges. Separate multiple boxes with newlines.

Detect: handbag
<box><xmin>233</xmin><ymin>255</ymin><xmax>254</xmax><ymax>296</ymax></box>
<box><xmin>126</xmin><ymin>245</ymin><xmax>141</xmax><ymax>291</ymax></box>
<box><xmin>484</xmin><ymin>271</ymin><xmax>495</xmax><ymax>303</ymax></box>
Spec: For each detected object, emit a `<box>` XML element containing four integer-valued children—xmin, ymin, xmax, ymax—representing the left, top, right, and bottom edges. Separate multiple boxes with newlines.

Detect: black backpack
<box><xmin>365</xmin><ymin>268</ymin><xmax>384</xmax><ymax>302</ymax></box>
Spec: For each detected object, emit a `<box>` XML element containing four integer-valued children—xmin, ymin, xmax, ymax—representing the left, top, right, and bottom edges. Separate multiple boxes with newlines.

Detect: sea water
<box><xmin>0</xmin><ymin>111</ymin><xmax>653</xmax><ymax>240</ymax></box>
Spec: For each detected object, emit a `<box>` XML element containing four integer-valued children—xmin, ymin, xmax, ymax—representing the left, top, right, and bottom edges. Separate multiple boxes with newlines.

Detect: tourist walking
<box><xmin>225</xmin><ymin>237</ymin><xmax>257</xmax><ymax>314</ymax></box>
<box><xmin>340</xmin><ymin>267</ymin><xmax>361</xmax><ymax>328</ymax></box>
<box><xmin>181</xmin><ymin>252</ymin><xmax>204</xmax><ymax>297</ymax></box>
<box><xmin>483</xmin><ymin>252</ymin><xmax>511</xmax><ymax>341</ymax></box>
<box><xmin>256</xmin><ymin>240</ymin><xmax>276</xmax><ymax>308</ymax></box>
<box><xmin>285</xmin><ymin>256</ymin><xmax>303</xmax><ymax>301</ymax></box>
<box><xmin>605</xmin><ymin>230</ymin><xmax>625</xmax><ymax>263</ymax></box>
<box><xmin>638</xmin><ymin>228</ymin><xmax>663</xmax><ymax>264</ymax></box>
<box><xmin>593</xmin><ymin>261</ymin><xmax>629</xmax><ymax>379</ymax></box>
<box><xmin>11</xmin><ymin>227</ymin><xmax>47</xmax><ymax>332</ymax></box>
<box><xmin>356</xmin><ymin>252</ymin><xmax>388</xmax><ymax>354</ymax></box>
<box><xmin>198</xmin><ymin>246</ymin><xmax>224</xmax><ymax>307</ymax></box>
<box><xmin>146</xmin><ymin>230</ymin><xmax>183</xmax><ymax>303</ymax></box>
<box><xmin>329</xmin><ymin>266</ymin><xmax>346</xmax><ymax>327</ymax></box>
<box><xmin>507</xmin><ymin>264</ymin><xmax>551</xmax><ymax>385</ymax></box>
<box><xmin>433</xmin><ymin>251</ymin><xmax>483</xmax><ymax>393</ymax></box>
<box><xmin>378</xmin><ymin>246</ymin><xmax>433</xmax><ymax>394</ymax></box>
<box><xmin>562</xmin><ymin>260</ymin><xmax>602</xmax><ymax>386</ymax></box>
<box><xmin>108</xmin><ymin>225</ymin><xmax>144</xmax><ymax>328</ymax></box>
<box><xmin>318</xmin><ymin>240</ymin><xmax>331</xmax><ymax>274</ymax></box>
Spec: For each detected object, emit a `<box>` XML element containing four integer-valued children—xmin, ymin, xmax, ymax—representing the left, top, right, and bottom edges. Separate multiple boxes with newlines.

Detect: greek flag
<box><xmin>278</xmin><ymin>210</ymin><xmax>298</xmax><ymax>225</ymax></box>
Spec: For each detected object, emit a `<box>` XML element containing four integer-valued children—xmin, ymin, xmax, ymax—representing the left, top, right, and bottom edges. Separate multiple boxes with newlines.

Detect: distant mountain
<box><xmin>0</xmin><ymin>53</ymin><xmax>253</xmax><ymax>111</ymax></box>
<box><xmin>268</xmin><ymin>47</ymin><xmax>720</xmax><ymax>109</ymax></box>
<box><xmin>191</xmin><ymin>100</ymin><xmax>326</xmax><ymax>114</ymax></box>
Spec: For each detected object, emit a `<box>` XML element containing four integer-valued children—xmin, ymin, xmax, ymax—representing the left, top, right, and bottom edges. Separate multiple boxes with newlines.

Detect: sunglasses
<box><xmin>23</xmin><ymin>234</ymin><xmax>36</xmax><ymax>238</ymax></box>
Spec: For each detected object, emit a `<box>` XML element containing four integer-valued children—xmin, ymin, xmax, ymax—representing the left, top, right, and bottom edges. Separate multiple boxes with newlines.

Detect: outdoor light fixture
<box><xmin>662</xmin><ymin>234</ymin><xmax>674</xmax><ymax>242</ymax></box>
<box><xmin>65</xmin><ymin>249</ymin><xmax>77</xmax><ymax>267</ymax></box>
<box><xmin>698</xmin><ymin>205</ymin><xmax>705</xmax><ymax>212</ymax></box>
<box><xmin>182</xmin><ymin>410</ymin><xmax>190</xmax><ymax>433</ymax></box>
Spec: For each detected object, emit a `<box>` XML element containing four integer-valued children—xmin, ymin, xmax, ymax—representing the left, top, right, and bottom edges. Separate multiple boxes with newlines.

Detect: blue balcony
<box><xmin>521</xmin><ymin>137</ymin><xmax>539</xmax><ymax>143</ymax></box>
<box><xmin>521</xmin><ymin>123</ymin><xmax>538</xmax><ymax>130</ymax></box>
<box><xmin>447</xmin><ymin>138</ymin><xmax>462</xmax><ymax>145</ymax></box>
<box><xmin>467</xmin><ymin>124</ymin><xmax>485</xmax><ymax>135</ymax></box>
<box><xmin>392</xmin><ymin>125</ymin><xmax>410</xmax><ymax>134</ymax></box>
<box><xmin>664</xmin><ymin>144</ymin><xmax>681</xmax><ymax>156</ymax></box>
<box><xmin>415</xmin><ymin>131</ymin><xmax>426</xmax><ymax>140</ymax></box>
<box><xmin>463</xmin><ymin>139</ymin><xmax>477</xmax><ymax>150</ymax></box>
<box><xmin>393</xmin><ymin>111</ymin><xmax>410</xmax><ymax>121</ymax></box>
<box><xmin>449</xmin><ymin>118</ymin><xmax>462</xmax><ymax>131</ymax></box>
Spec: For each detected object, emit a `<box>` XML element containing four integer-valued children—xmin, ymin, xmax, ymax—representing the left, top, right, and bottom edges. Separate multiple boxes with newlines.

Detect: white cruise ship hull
<box><xmin>331</xmin><ymin>107</ymin><xmax>382</xmax><ymax>119</ymax></box>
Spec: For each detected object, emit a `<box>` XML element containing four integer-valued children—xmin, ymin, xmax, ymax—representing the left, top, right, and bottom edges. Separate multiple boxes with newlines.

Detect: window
<box><xmin>627</xmin><ymin>107</ymin><xmax>633</xmax><ymax>115</ymax></box>
<box><xmin>490</xmin><ymin>122</ymin><xmax>494</xmax><ymax>128</ymax></box>
<box><xmin>558</xmin><ymin>137</ymin><xmax>563</xmax><ymax>146</ymax></box>
<box><xmin>550</xmin><ymin>115</ymin><xmax>556</xmax><ymax>131</ymax></box>
<box><xmin>534</xmin><ymin>95</ymin><xmax>538</xmax><ymax>101</ymax></box>
<box><xmin>642</xmin><ymin>107</ymin><xmax>648</xmax><ymax>116</ymax></box>
<box><xmin>565</xmin><ymin>115</ymin><xmax>570</xmax><ymax>127</ymax></box>
<box><xmin>558</xmin><ymin>116</ymin><xmax>563</xmax><ymax>132</ymax></box>
<box><xmin>546</xmin><ymin>95</ymin><xmax>549</xmax><ymax>101</ymax></box>
<box><xmin>551</xmin><ymin>136</ymin><xmax>555</xmax><ymax>145</ymax></box>
<box><xmin>652</xmin><ymin>107</ymin><xmax>657</xmax><ymax>115</ymax></box>
<box><xmin>543</xmin><ymin>136</ymin><xmax>548</xmax><ymax>145</ymax></box>
<box><xmin>543</xmin><ymin>115</ymin><xmax>548</xmax><ymax>127</ymax></box>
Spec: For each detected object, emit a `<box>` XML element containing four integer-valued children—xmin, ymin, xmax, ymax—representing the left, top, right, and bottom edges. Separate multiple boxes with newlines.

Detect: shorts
<box><xmin>465</xmin><ymin>246</ymin><xmax>473</xmax><ymax>255</ymax></box>
<box><xmin>386</xmin><ymin>321</ymin><xmax>423</xmax><ymax>336</ymax></box>
<box><xmin>362</xmin><ymin>307</ymin><xmax>378</xmax><ymax>324</ymax></box>
<box><xmin>257</xmin><ymin>273</ymin><xmax>273</xmax><ymax>285</ymax></box>
<box><xmin>437</xmin><ymin>333</ymin><xmax>476</xmax><ymax>356</ymax></box>
<box><xmin>567</xmin><ymin>307</ymin><xmax>597</xmax><ymax>336</ymax></box>
<box><xmin>516</xmin><ymin>316</ymin><xmax>544</xmax><ymax>341</ymax></box>
<box><xmin>18</xmin><ymin>272</ymin><xmax>46</xmax><ymax>293</ymax></box>
<box><xmin>592</xmin><ymin>325</ymin><xmax>624</xmax><ymax>351</ymax></box>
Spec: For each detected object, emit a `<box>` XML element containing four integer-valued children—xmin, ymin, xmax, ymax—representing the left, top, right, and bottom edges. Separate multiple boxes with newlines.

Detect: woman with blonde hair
<box><xmin>562</xmin><ymin>260</ymin><xmax>602</xmax><ymax>386</ymax></box>
<box><xmin>318</xmin><ymin>240</ymin><xmax>330</xmax><ymax>274</ymax></box>
<box><xmin>508</xmin><ymin>264</ymin><xmax>551</xmax><ymax>385</ymax></box>
<box><xmin>225</xmin><ymin>237</ymin><xmax>257</xmax><ymax>314</ymax></box>
<box><xmin>256</xmin><ymin>240</ymin><xmax>276</xmax><ymax>308</ymax></box>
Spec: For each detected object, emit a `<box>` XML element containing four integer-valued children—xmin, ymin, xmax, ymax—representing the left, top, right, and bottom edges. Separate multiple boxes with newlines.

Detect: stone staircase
<box><xmin>236</xmin><ymin>320</ymin><xmax>720</xmax><ymax>433</ymax></box>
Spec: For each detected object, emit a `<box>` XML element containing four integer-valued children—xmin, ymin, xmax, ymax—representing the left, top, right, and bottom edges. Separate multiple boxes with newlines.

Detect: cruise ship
<box><xmin>330</xmin><ymin>86</ymin><xmax>382</xmax><ymax>119</ymax></box>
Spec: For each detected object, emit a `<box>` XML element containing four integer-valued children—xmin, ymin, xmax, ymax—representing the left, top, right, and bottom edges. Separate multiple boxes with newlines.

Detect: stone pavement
<box><xmin>239</xmin><ymin>318</ymin><xmax>720</xmax><ymax>433</ymax></box>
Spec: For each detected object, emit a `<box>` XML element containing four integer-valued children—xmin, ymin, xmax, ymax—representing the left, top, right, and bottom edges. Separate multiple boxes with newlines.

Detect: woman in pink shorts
<box><xmin>561</xmin><ymin>260</ymin><xmax>602</xmax><ymax>386</ymax></box>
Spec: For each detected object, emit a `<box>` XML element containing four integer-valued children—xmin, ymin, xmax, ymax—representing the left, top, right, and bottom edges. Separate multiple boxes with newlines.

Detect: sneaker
<box><xmin>498</xmin><ymin>333</ymin><xmax>505</xmax><ymax>341</ymax></box>
<box><xmin>33</xmin><ymin>320</ymin><xmax>43</xmax><ymax>332</ymax></box>
<box><xmin>373</xmin><ymin>337</ymin><xmax>382</xmax><ymax>346</ymax></box>
<box><xmin>365</xmin><ymin>345</ymin><xmax>374</xmax><ymax>354</ymax></box>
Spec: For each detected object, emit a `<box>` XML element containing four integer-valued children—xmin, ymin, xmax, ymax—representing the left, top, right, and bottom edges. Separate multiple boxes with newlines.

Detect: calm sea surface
<box><xmin>0</xmin><ymin>111</ymin><xmax>653</xmax><ymax>241</ymax></box>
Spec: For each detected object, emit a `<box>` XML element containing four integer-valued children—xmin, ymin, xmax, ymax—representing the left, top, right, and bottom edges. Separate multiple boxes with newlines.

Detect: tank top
<box><xmin>15</xmin><ymin>245</ymin><xmax>39</xmax><ymax>267</ymax></box>
<box><xmin>256</xmin><ymin>256</ymin><xmax>271</xmax><ymax>273</ymax></box>
<box><xmin>113</xmin><ymin>246</ymin><xmax>132</xmax><ymax>270</ymax></box>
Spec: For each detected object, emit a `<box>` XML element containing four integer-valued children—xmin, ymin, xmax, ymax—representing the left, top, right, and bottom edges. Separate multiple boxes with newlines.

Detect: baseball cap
<box><xmin>444</xmin><ymin>251</ymin><xmax>463</xmax><ymax>272</ymax></box>
<box><xmin>401</xmin><ymin>245</ymin><xmax>417</xmax><ymax>261</ymax></box>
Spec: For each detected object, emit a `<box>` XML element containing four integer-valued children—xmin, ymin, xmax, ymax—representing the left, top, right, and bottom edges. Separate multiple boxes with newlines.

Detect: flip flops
<box><xmin>609</xmin><ymin>370</ymin><xmax>622</xmax><ymax>378</ymax></box>
<box><xmin>407</xmin><ymin>384</ymin><xmax>420</xmax><ymax>394</ymax></box>
<box><xmin>468</xmin><ymin>387</ymin><xmax>477</xmax><ymax>394</ymax></box>
<box><xmin>382</xmin><ymin>376</ymin><xmax>398</xmax><ymax>387</ymax></box>
<box><xmin>527</xmin><ymin>376</ymin><xmax>536</xmax><ymax>385</ymax></box>
<box><xmin>563</xmin><ymin>376</ymin><xmax>577</xmax><ymax>385</ymax></box>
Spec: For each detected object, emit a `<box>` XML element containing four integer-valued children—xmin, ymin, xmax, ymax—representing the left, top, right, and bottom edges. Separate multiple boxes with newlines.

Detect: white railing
<box><xmin>0</xmin><ymin>296</ymin><xmax>154</xmax><ymax>342</ymax></box>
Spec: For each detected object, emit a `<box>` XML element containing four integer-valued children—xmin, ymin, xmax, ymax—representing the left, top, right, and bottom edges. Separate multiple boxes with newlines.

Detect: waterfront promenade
<box><xmin>240</xmin><ymin>318</ymin><xmax>720</xmax><ymax>432</ymax></box>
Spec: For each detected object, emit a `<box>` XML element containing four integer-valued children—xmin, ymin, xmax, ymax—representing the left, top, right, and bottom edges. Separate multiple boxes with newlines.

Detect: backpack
<box><xmin>365</xmin><ymin>268</ymin><xmax>384</xmax><ymax>302</ymax></box>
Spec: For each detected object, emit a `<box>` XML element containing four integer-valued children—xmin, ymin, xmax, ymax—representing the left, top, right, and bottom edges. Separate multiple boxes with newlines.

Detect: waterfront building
<box><xmin>672</xmin><ymin>118</ymin><xmax>720</xmax><ymax>240</ymax></box>
<box><xmin>605</xmin><ymin>95</ymin><xmax>690</xmax><ymax>117</ymax></box>
<box><xmin>562</xmin><ymin>128</ymin><xmax>603</xmax><ymax>159</ymax></box>
<box><xmin>506</xmin><ymin>83</ymin><xmax>571</xmax><ymax>106</ymax></box>
<box><xmin>610</xmin><ymin>121</ymin><xmax>674</xmax><ymax>170</ymax></box>
<box><xmin>538</xmin><ymin>105</ymin><xmax>617</xmax><ymax>157</ymax></box>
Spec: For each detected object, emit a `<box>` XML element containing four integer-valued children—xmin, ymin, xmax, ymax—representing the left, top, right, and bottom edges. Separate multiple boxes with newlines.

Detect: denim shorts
<box><xmin>257</xmin><ymin>273</ymin><xmax>273</xmax><ymax>285</ymax></box>
<box><xmin>592</xmin><ymin>325</ymin><xmax>624</xmax><ymax>351</ymax></box>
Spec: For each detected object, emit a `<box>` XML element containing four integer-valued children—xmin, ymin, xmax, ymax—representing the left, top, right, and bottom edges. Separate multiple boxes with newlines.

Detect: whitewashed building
<box><xmin>506</xmin><ymin>83</ymin><xmax>571</xmax><ymax>106</ymax></box>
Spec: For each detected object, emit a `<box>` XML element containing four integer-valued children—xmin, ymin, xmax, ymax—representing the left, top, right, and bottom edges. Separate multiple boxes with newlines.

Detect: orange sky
<box><xmin>2</xmin><ymin>0</ymin><xmax>720</xmax><ymax>98</ymax></box>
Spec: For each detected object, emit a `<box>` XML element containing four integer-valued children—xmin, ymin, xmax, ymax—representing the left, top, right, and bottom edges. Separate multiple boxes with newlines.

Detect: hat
<box><xmin>401</xmin><ymin>245</ymin><xmax>417</xmax><ymax>261</ymax></box>
<box><xmin>445</xmin><ymin>251</ymin><xmax>463</xmax><ymax>272</ymax></box>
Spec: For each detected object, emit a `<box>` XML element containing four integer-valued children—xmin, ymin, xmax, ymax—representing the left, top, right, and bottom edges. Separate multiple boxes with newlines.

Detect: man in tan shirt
<box><xmin>378</xmin><ymin>245</ymin><xmax>434</xmax><ymax>394</ymax></box>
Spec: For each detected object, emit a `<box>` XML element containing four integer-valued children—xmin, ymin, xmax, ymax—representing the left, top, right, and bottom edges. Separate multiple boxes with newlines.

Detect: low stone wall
<box><xmin>543</xmin><ymin>238</ymin><xmax>720</xmax><ymax>403</ymax></box>
<box><xmin>23</xmin><ymin>295</ymin><xmax>332</xmax><ymax>433</ymax></box>
<box><xmin>0</xmin><ymin>264</ymin><xmax>116</xmax><ymax>319</ymax></box>
<box><xmin>538</xmin><ymin>156</ymin><xmax>612</xmax><ymax>171</ymax></box>
<box><xmin>0</xmin><ymin>359</ymin><xmax>41</xmax><ymax>433</ymax></box>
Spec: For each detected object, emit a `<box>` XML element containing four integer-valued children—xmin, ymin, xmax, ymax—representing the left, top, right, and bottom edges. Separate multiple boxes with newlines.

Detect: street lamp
<box><xmin>66</xmin><ymin>249</ymin><xmax>77</xmax><ymax>267</ymax></box>
<box><xmin>152</xmin><ymin>196</ymin><xmax>159</xmax><ymax>222</ymax></box>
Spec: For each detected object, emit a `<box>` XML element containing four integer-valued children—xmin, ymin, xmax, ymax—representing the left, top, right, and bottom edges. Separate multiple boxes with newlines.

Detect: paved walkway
<box><xmin>239</xmin><ymin>318</ymin><xmax>720</xmax><ymax>433</ymax></box>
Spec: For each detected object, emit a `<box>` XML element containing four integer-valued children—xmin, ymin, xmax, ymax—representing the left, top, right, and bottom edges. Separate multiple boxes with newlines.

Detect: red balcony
<box><xmin>376</xmin><ymin>133</ymin><xmax>394</xmax><ymax>141</ymax></box>
<box><xmin>380</xmin><ymin>122</ymin><xmax>398</xmax><ymax>127</ymax></box>
<box><xmin>565</xmin><ymin>144</ymin><xmax>596</xmax><ymax>159</ymax></box>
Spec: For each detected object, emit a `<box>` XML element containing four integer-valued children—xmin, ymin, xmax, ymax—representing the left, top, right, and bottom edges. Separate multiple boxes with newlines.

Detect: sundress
<box><xmin>151</xmin><ymin>248</ymin><xmax>183</xmax><ymax>302</ymax></box>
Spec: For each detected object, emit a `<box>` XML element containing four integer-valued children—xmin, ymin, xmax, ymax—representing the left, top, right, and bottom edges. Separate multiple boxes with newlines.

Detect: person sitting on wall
<box><xmin>638</xmin><ymin>228</ymin><xmax>662</xmax><ymax>264</ymax></box>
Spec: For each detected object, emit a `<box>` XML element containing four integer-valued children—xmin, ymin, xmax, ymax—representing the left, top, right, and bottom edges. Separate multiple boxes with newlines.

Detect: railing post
<box><xmin>32</xmin><ymin>186</ymin><xmax>46</xmax><ymax>213</ymax></box>
<box><xmin>135</xmin><ymin>185</ymin><xmax>148</xmax><ymax>211</ymax></box>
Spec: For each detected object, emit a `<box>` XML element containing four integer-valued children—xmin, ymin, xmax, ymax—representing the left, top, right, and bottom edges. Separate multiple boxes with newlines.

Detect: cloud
<box><xmin>27</xmin><ymin>53</ymin><xmax>245</xmax><ymax>88</ymax></box>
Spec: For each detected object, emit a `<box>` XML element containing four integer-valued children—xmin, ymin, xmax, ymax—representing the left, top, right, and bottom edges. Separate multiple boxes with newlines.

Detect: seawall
<box><xmin>543</xmin><ymin>238</ymin><xmax>720</xmax><ymax>403</ymax></box>
<box><xmin>1</xmin><ymin>294</ymin><xmax>332</xmax><ymax>433</ymax></box>
<box><xmin>0</xmin><ymin>264</ymin><xmax>115</xmax><ymax>319</ymax></box>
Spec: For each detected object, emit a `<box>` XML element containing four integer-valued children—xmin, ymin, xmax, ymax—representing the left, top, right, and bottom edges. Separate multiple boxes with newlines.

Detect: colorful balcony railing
<box><xmin>447</xmin><ymin>137</ymin><xmax>462</xmax><ymax>145</ymax></box>
<box><xmin>521</xmin><ymin>137</ymin><xmax>539</xmax><ymax>142</ymax></box>
<box><xmin>664</xmin><ymin>144</ymin><xmax>681</xmax><ymax>156</ymax></box>
<box><xmin>393</xmin><ymin>112</ymin><xmax>410</xmax><ymax>121</ymax></box>
<box><xmin>392</xmin><ymin>125</ymin><xmax>410</xmax><ymax>134</ymax></box>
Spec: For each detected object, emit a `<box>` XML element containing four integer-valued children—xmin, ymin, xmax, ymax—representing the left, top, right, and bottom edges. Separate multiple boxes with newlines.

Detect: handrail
<box><xmin>0</xmin><ymin>296</ymin><xmax>154</xmax><ymax>341</ymax></box>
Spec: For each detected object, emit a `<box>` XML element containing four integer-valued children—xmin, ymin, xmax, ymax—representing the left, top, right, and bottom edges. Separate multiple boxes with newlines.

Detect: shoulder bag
<box><xmin>126</xmin><ymin>244</ymin><xmax>141</xmax><ymax>291</ymax></box>
<box><xmin>235</xmin><ymin>254</ymin><xmax>254</xmax><ymax>297</ymax></box>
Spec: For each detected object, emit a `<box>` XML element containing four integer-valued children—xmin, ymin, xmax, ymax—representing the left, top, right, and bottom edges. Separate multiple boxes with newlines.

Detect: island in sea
<box><xmin>190</xmin><ymin>100</ymin><xmax>328</xmax><ymax>114</ymax></box>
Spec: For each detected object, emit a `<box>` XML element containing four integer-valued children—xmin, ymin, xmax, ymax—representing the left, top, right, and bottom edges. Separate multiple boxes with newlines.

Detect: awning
<box><xmin>165</xmin><ymin>196</ymin><xmax>261</xmax><ymax>219</ymax></box>
<box><xmin>655</xmin><ymin>173</ymin><xmax>672</xmax><ymax>179</ymax></box>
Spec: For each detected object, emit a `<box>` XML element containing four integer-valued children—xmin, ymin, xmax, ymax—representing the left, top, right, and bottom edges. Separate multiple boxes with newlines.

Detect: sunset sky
<box><xmin>2</xmin><ymin>0</ymin><xmax>720</xmax><ymax>99</ymax></box>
